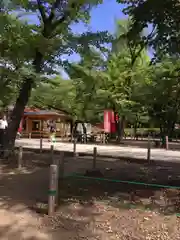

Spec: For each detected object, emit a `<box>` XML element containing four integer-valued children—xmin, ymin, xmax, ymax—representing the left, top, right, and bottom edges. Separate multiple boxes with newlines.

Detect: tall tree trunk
<box><xmin>82</xmin><ymin>122</ymin><xmax>87</xmax><ymax>143</ymax></box>
<box><xmin>72</xmin><ymin>121</ymin><xmax>78</xmax><ymax>139</ymax></box>
<box><xmin>4</xmin><ymin>78</ymin><xmax>33</xmax><ymax>149</ymax></box>
<box><xmin>119</xmin><ymin>116</ymin><xmax>125</xmax><ymax>142</ymax></box>
<box><xmin>114</xmin><ymin>111</ymin><xmax>120</xmax><ymax>142</ymax></box>
<box><xmin>168</xmin><ymin>121</ymin><xmax>175</xmax><ymax>141</ymax></box>
<box><xmin>3</xmin><ymin>51</ymin><xmax>43</xmax><ymax>150</ymax></box>
<box><xmin>133</xmin><ymin>123</ymin><xmax>138</xmax><ymax>140</ymax></box>
<box><xmin>116</xmin><ymin>120</ymin><xmax>121</xmax><ymax>142</ymax></box>
<box><xmin>133</xmin><ymin>115</ymin><xmax>139</xmax><ymax>140</ymax></box>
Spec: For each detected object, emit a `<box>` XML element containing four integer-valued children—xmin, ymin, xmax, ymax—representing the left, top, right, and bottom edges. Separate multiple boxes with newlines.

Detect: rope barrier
<box><xmin>65</xmin><ymin>173</ymin><xmax>180</xmax><ymax>190</ymax></box>
<box><xmin>64</xmin><ymin>173</ymin><xmax>180</xmax><ymax>217</ymax></box>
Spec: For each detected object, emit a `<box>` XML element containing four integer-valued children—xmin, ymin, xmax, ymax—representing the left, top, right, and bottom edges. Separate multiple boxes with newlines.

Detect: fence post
<box><xmin>165</xmin><ymin>136</ymin><xmax>169</xmax><ymax>150</ymax></box>
<box><xmin>93</xmin><ymin>147</ymin><xmax>97</xmax><ymax>169</ymax></box>
<box><xmin>147</xmin><ymin>136</ymin><xmax>151</xmax><ymax>162</ymax></box>
<box><xmin>50</xmin><ymin>144</ymin><xmax>54</xmax><ymax>162</ymax></box>
<box><xmin>18</xmin><ymin>146</ymin><xmax>23</xmax><ymax>169</ymax></box>
<box><xmin>40</xmin><ymin>137</ymin><xmax>43</xmax><ymax>153</ymax></box>
<box><xmin>48</xmin><ymin>164</ymin><xmax>58</xmax><ymax>216</ymax></box>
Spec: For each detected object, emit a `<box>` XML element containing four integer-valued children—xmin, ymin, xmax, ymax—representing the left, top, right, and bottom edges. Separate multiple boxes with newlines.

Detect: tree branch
<box><xmin>49</xmin><ymin>0</ymin><xmax>61</xmax><ymax>22</ymax></box>
<box><xmin>33</xmin><ymin>99</ymin><xmax>72</xmax><ymax>116</ymax></box>
<box><xmin>42</xmin><ymin>1</ymin><xmax>76</xmax><ymax>37</ymax></box>
<box><xmin>51</xmin><ymin>1</ymin><xmax>76</xmax><ymax>31</ymax></box>
<box><xmin>37</xmin><ymin>0</ymin><xmax>47</xmax><ymax>23</ymax></box>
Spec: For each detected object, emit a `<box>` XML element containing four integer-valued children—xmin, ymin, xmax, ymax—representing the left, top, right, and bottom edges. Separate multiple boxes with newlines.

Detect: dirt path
<box><xmin>1</xmin><ymin>151</ymin><xmax>180</xmax><ymax>239</ymax></box>
<box><xmin>0</xmin><ymin>163</ymin><xmax>50</xmax><ymax>239</ymax></box>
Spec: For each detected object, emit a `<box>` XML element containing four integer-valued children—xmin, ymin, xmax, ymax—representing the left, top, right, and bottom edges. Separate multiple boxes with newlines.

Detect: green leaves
<box><xmin>30</xmin><ymin>76</ymin><xmax>76</xmax><ymax>114</ymax></box>
<box><xmin>0</xmin><ymin>14</ymin><xmax>34</xmax><ymax>66</ymax></box>
<box><xmin>0</xmin><ymin>0</ymin><xmax>111</xmax><ymax>110</ymax></box>
<box><xmin>119</xmin><ymin>0</ymin><xmax>180</xmax><ymax>56</ymax></box>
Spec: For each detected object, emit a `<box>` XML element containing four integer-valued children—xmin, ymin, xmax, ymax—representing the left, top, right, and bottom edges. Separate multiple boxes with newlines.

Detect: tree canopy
<box><xmin>1</xmin><ymin>0</ymin><xmax>180</xmax><ymax>146</ymax></box>
<box><xmin>119</xmin><ymin>0</ymin><xmax>180</xmax><ymax>58</ymax></box>
<box><xmin>0</xmin><ymin>0</ymin><xmax>111</xmax><ymax>147</ymax></box>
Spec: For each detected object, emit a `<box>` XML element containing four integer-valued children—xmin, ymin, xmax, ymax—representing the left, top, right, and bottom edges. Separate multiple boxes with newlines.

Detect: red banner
<box><xmin>104</xmin><ymin>110</ymin><xmax>116</xmax><ymax>133</ymax></box>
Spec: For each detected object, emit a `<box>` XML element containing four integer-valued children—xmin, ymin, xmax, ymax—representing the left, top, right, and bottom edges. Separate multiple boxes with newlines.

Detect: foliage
<box><xmin>141</xmin><ymin>57</ymin><xmax>180</xmax><ymax>137</ymax></box>
<box><xmin>98</xmin><ymin>18</ymin><xmax>150</xmax><ymax>131</ymax></box>
<box><xmin>31</xmin><ymin>19</ymin><xmax>150</xmax><ymax>128</ymax></box>
<box><xmin>2</xmin><ymin>0</ymin><xmax>180</xmax><ymax>144</ymax></box>
<box><xmin>1</xmin><ymin>0</ymin><xmax>112</xmax><ymax>147</ymax></box>
<box><xmin>118</xmin><ymin>0</ymin><xmax>180</xmax><ymax>57</ymax></box>
<box><xmin>30</xmin><ymin>76</ymin><xmax>76</xmax><ymax>115</ymax></box>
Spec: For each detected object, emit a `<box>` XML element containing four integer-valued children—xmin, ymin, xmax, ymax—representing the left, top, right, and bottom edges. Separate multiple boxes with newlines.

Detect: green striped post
<box><xmin>48</xmin><ymin>164</ymin><xmax>58</xmax><ymax>216</ymax></box>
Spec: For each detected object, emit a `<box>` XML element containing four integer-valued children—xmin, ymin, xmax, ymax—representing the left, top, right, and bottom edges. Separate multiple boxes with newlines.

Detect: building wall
<box><xmin>22</xmin><ymin>117</ymin><xmax>71</xmax><ymax>138</ymax></box>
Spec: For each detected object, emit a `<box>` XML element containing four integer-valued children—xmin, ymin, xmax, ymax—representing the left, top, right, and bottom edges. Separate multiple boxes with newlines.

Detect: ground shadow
<box><xmin>0</xmin><ymin>150</ymin><xmax>180</xmax><ymax>239</ymax></box>
<box><xmin>0</xmin><ymin>151</ymin><xmax>97</xmax><ymax>239</ymax></box>
<box><xmin>1</xmin><ymin>150</ymin><xmax>180</xmax><ymax>215</ymax></box>
<box><xmin>58</xmin><ymin>155</ymin><xmax>180</xmax><ymax>216</ymax></box>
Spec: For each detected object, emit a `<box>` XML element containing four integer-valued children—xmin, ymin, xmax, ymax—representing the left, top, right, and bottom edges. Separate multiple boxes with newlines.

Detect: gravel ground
<box><xmin>41</xmin><ymin>201</ymin><xmax>180</xmax><ymax>240</ymax></box>
<box><xmin>0</xmin><ymin>151</ymin><xmax>180</xmax><ymax>239</ymax></box>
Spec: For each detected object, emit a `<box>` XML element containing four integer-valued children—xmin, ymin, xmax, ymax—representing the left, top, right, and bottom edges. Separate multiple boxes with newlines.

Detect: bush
<box><xmin>124</xmin><ymin>128</ymin><xmax>180</xmax><ymax>139</ymax></box>
<box><xmin>124</xmin><ymin>128</ymin><xmax>160</xmax><ymax>138</ymax></box>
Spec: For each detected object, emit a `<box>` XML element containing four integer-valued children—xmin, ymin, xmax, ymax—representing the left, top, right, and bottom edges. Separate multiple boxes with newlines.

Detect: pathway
<box><xmin>15</xmin><ymin>138</ymin><xmax>180</xmax><ymax>162</ymax></box>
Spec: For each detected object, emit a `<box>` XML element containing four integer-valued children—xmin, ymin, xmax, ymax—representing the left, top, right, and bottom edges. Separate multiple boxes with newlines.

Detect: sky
<box><xmin>72</xmin><ymin>0</ymin><xmax>125</xmax><ymax>33</ymax></box>
<box><xmin>24</xmin><ymin>0</ymin><xmax>127</xmax><ymax>78</ymax></box>
<box><xmin>60</xmin><ymin>0</ymin><xmax>127</xmax><ymax>78</ymax></box>
<box><xmin>67</xmin><ymin>0</ymin><xmax>126</xmax><ymax>63</ymax></box>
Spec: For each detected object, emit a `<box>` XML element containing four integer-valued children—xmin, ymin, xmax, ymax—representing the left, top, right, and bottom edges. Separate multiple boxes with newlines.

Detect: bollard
<box><xmin>40</xmin><ymin>137</ymin><xmax>43</xmax><ymax>153</ymax></box>
<box><xmin>48</xmin><ymin>164</ymin><xmax>58</xmax><ymax>216</ymax></box>
<box><xmin>93</xmin><ymin>147</ymin><xmax>97</xmax><ymax>169</ymax></box>
<box><xmin>147</xmin><ymin>136</ymin><xmax>151</xmax><ymax>162</ymax></box>
<box><xmin>18</xmin><ymin>146</ymin><xmax>23</xmax><ymax>169</ymax></box>
<box><xmin>50</xmin><ymin>144</ymin><xmax>54</xmax><ymax>162</ymax></box>
<box><xmin>165</xmin><ymin>136</ymin><xmax>169</xmax><ymax>150</ymax></box>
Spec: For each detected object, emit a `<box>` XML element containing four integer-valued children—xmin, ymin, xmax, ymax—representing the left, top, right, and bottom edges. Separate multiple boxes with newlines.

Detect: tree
<box><xmin>30</xmin><ymin>18</ymin><xmax>151</xmax><ymax>143</ymax></box>
<box><xmin>102</xmin><ymin>18</ymin><xmax>150</xmax><ymax>140</ymax></box>
<box><xmin>2</xmin><ymin>0</ymin><xmax>111</xmax><ymax>149</ymax></box>
<box><xmin>0</xmin><ymin>13</ymin><xmax>33</xmax><ymax>103</ymax></box>
<box><xmin>64</xmin><ymin>19</ymin><xmax>150</xmax><ymax>141</ymax></box>
<box><xmin>30</xmin><ymin>45</ymin><xmax>108</xmax><ymax>125</ymax></box>
<box><xmin>118</xmin><ymin>0</ymin><xmax>180</xmax><ymax>57</ymax></box>
<box><xmin>66</xmin><ymin>47</ymin><xmax>106</xmax><ymax>123</ymax></box>
<box><xmin>30</xmin><ymin>76</ymin><xmax>76</xmax><ymax>115</ymax></box>
<box><xmin>141</xmin><ymin>57</ymin><xmax>180</xmax><ymax>140</ymax></box>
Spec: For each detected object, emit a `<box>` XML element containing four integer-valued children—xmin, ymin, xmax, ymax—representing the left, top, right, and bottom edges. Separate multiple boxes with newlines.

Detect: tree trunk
<box><xmin>115</xmin><ymin>120</ymin><xmax>121</xmax><ymax>142</ymax></box>
<box><xmin>160</xmin><ymin>118</ymin><xmax>176</xmax><ymax>146</ymax></box>
<box><xmin>119</xmin><ymin>116</ymin><xmax>125</xmax><ymax>142</ymax></box>
<box><xmin>82</xmin><ymin>122</ymin><xmax>87</xmax><ymax>143</ymax></box>
<box><xmin>167</xmin><ymin>119</ymin><xmax>176</xmax><ymax>141</ymax></box>
<box><xmin>133</xmin><ymin>124</ymin><xmax>138</xmax><ymax>140</ymax></box>
<box><xmin>114</xmin><ymin>111</ymin><xmax>120</xmax><ymax>142</ymax></box>
<box><xmin>3</xmin><ymin>78</ymin><xmax>33</xmax><ymax>150</ymax></box>
<box><xmin>70</xmin><ymin>120</ymin><xmax>74</xmax><ymax>137</ymax></box>
<box><xmin>3</xmin><ymin>51</ymin><xmax>43</xmax><ymax>151</ymax></box>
